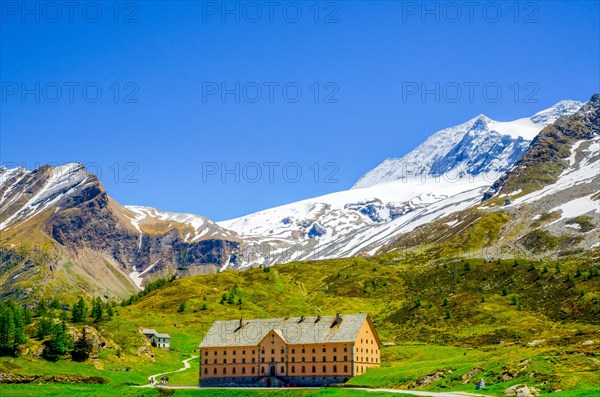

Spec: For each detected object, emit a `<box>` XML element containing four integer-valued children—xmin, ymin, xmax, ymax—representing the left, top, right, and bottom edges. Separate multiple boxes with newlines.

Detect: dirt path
<box><xmin>138</xmin><ymin>355</ymin><xmax>198</xmax><ymax>387</ymax></box>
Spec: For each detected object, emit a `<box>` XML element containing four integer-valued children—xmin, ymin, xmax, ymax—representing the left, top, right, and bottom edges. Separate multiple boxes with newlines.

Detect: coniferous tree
<box><xmin>71</xmin><ymin>326</ymin><xmax>92</xmax><ymax>362</ymax></box>
<box><xmin>72</xmin><ymin>297</ymin><xmax>88</xmax><ymax>323</ymax></box>
<box><xmin>0</xmin><ymin>302</ymin><xmax>27</xmax><ymax>356</ymax></box>
<box><xmin>49</xmin><ymin>298</ymin><xmax>61</xmax><ymax>310</ymax></box>
<box><xmin>37</xmin><ymin>318</ymin><xmax>53</xmax><ymax>340</ymax></box>
<box><xmin>91</xmin><ymin>297</ymin><xmax>103</xmax><ymax>322</ymax></box>
<box><xmin>42</xmin><ymin>321</ymin><xmax>73</xmax><ymax>361</ymax></box>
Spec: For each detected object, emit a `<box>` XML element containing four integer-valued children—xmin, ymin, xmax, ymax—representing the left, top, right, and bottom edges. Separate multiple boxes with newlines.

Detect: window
<box><xmin>224</xmin><ymin>350</ymin><xmax>227</xmax><ymax>355</ymax></box>
<box><xmin>292</xmin><ymin>349</ymin><xmax>295</xmax><ymax>354</ymax></box>
<box><xmin>344</xmin><ymin>346</ymin><xmax>348</xmax><ymax>352</ymax></box>
<box><xmin>204</xmin><ymin>368</ymin><xmax>207</xmax><ymax>374</ymax></box>
<box><xmin>333</xmin><ymin>365</ymin><xmax>337</xmax><ymax>373</ymax></box>
<box><xmin>281</xmin><ymin>348</ymin><xmax>284</xmax><ymax>354</ymax></box>
<box><xmin>214</xmin><ymin>359</ymin><xmax>217</xmax><ymax>364</ymax></box>
<box><xmin>312</xmin><ymin>366</ymin><xmax>316</xmax><ymax>373</ymax></box>
<box><xmin>302</xmin><ymin>348</ymin><xmax>305</xmax><ymax>354</ymax></box>
<box><xmin>312</xmin><ymin>357</ymin><xmax>315</xmax><ymax>362</ymax></box>
<box><xmin>223</xmin><ymin>368</ymin><xmax>227</xmax><ymax>374</ymax></box>
<box><xmin>333</xmin><ymin>356</ymin><xmax>337</xmax><ymax>361</ymax></box>
<box><xmin>252</xmin><ymin>358</ymin><xmax>255</xmax><ymax>363</ymax></box>
<box><xmin>292</xmin><ymin>357</ymin><xmax>295</xmax><ymax>363</ymax></box>
<box><xmin>205</xmin><ymin>359</ymin><xmax>208</xmax><ymax>364</ymax></box>
<box><xmin>261</xmin><ymin>367</ymin><xmax>265</xmax><ymax>374</ymax></box>
<box><xmin>322</xmin><ymin>347</ymin><xmax>326</xmax><ymax>353</ymax></box>
<box><xmin>280</xmin><ymin>357</ymin><xmax>284</xmax><ymax>363</ymax></box>
<box><xmin>344</xmin><ymin>356</ymin><xmax>347</xmax><ymax>361</ymax></box>
<box><xmin>243</xmin><ymin>350</ymin><xmax>245</xmax><ymax>355</ymax></box>
<box><xmin>302</xmin><ymin>357</ymin><xmax>305</xmax><ymax>362</ymax></box>
<box><xmin>322</xmin><ymin>356</ymin><xmax>326</xmax><ymax>362</ymax></box>
<box><xmin>223</xmin><ymin>359</ymin><xmax>227</xmax><ymax>364</ymax></box>
<box><xmin>214</xmin><ymin>351</ymin><xmax>217</xmax><ymax>355</ymax></box>
<box><xmin>213</xmin><ymin>368</ymin><xmax>217</xmax><ymax>374</ymax></box>
<box><xmin>252</xmin><ymin>367</ymin><xmax>255</xmax><ymax>374</ymax></box>
<box><xmin>344</xmin><ymin>365</ymin><xmax>348</xmax><ymax>373</ymax></box>
<box><xmin>301</xmin><ymin>366</ymin><xmax>306</xmax><ymax>373</ymax></box>
<box><xmin>205</xmin><ymin>350</ymin><xmax>208</xmax><ymax>355</ymax></box>
<box><xmin>312</xmin><ymin>348</ymin><xmax>315</xmax><ymax>353</ymax></box>
<box><xmin>280</xmin><ymin>366</ymin><xmax>284</xmax><ymax>373</ymax></box>
<box><xmin>242</xmin><ymin>367</ymin><xmax>246</xmax><ymax>374</ymax></box>
<box><xmin>322</xmin><ymin>365</ymin><xmax>326</xmax><ymax>372</ymax></box>
<box><xmin>333</xmin><ymin>347</ymin><xmax>337</xmax><ymax>352</ymax></box>
<box><xmin>262</xmin><ymin>357</ymin><xmax>265</xmax><ymax>363</ymax></box>
<box><xmin>232</xmin><ymin>367</ymin><xmax>236</xmax><ymax>374</ymax></box>
<box><xmin>291</xmin><ymin>366</ymin><xmax>295</xmax><ymax>373</ymax></box>
<box><xmin>233</xmin><ymin>350</ymin><xmax>236</xmax><ymax>355</ymax></box>
<box><xmin>242</xmin><ymin>358</ymin><xmax>245</xmax><ymax>363</ymax></box>
<box><xmin>271</xmin><ymin>349</ymin><xmax>274</xmax><ymax>354</ymax></box>
<box><xmin>233</xmin><ymin>358</ymin><xmax>236</xmax><ymax>364</ymax></box>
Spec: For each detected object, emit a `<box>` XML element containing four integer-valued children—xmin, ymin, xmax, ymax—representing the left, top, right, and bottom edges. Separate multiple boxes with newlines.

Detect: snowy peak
<box><xmin>352</xmin><ymin>100</ymin><xmax>584</xmax><ymax>189</ymax></box>
<box><xmin>0</xmin><ymin>162</ymin><xmax>97</xmax><ymax>230</ymax></box>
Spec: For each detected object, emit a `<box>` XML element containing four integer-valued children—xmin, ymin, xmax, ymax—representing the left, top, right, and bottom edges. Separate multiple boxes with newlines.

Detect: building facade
<box><xmin>198</xmin><ymin>313</ymin><xmax>380</xmax><ymax>387</ymax></box>
<box><xmin>141</xmin><ymin>329</ymin><xmax>171</xmax><ymax>351</ymax></box>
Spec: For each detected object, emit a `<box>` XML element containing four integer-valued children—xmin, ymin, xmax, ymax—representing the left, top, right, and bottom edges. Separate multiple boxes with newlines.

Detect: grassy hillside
<box><xmin>1</xmin><ymin>252</ymin><xmax>598</xmax><ymax>396</ymax></box>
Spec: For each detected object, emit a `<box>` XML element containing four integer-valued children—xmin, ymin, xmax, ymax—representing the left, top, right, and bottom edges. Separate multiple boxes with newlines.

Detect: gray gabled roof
<box><xmin>199</xmin><ymin>314</ymin><xmax>372</xmax><ymax>348</ymax></box>
<box><xmin>141</xmin><ymin>329</ymin><xmax>170</xmax><ymax>339</ymax></box>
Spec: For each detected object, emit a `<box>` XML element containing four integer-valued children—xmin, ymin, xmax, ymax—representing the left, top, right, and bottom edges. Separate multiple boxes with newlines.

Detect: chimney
<box><xmin>335</xmin><ymin>312</ymin><xmax>342</xmax><ymax>325</ymax></box>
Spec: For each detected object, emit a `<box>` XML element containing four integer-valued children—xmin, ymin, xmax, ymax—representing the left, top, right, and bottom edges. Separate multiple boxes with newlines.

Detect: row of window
<box><xmin>356</xmin><ymin>357</ymin><xmax>378</xmax><ymax>363</ymax></box>
<box><xmin>204</xmin><ymin>365</ymin><xmax>350</xmax><ymax>375</ymax></box>
<box><xmin>205</xmin><ymin>355</ymin><xmax>353</xmax><ymax>365</ymax></box>
<box><xmin>356</xmin><ymin>348</ymin><xmax>378</xmax><ymax>354</ymax></box>
<box><xmin>204</xmin><ymin>345</ymin><xmax>350</xmax><ymax>357</ymax></box>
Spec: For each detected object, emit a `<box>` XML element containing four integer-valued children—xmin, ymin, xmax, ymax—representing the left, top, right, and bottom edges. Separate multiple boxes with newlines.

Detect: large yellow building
<box><xmin>198</xmin><ymin>313</ymin><xmax>381</xmax><ymax>387</ymax></box>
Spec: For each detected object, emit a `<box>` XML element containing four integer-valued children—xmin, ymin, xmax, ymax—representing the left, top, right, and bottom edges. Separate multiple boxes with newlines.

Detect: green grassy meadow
<box><xmin>1</xmin><ymin>255</ymin><xmax>598</xmax><ymax>396</ymax></box>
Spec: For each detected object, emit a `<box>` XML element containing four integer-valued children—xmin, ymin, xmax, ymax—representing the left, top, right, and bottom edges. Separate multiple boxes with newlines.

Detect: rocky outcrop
<box><xmin>484</xmin><ymin>94</ymin><xmax>598</xmax><ymax>200</ymax></box>
<box><xmin>504</xmin><ymin>384</ymin><xmax>540</xmax><ymax>397</ymax></box>
<box><xmin>0</xmin><ymin>163</ymin><xmax>242</xmax><ymax>298</ymax></box>
<box><xmin>0</xmin><ymin>372</ymin><xmax>109</xmax><ymax>384</ymax></box>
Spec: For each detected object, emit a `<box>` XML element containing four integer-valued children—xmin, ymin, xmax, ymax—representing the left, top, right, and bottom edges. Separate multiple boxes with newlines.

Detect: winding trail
<box><xmin>139</xmin><ymin>355</ymin><xmax>198</xmax><ymax>387</ymax></box>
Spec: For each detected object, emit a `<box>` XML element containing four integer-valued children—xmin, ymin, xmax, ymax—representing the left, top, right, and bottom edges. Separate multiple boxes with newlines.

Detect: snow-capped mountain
<box><xmin>0</xmin><ymin>164</ymin><xmax>241</xmax><ymax>297</ymax></box>
<box><xmin>353</xmin><ymin>100</ymin><xmax>583</xmax><ymax>189</ymax></box>
<box><xmin>219</xmin><ymin>100</ymin><xmax>584</xmax><ymax>266</ymax></box>
<box><xmin>1</xmin><ymin>97</ymin><xmax>593</xmax><ymax>299</ymax></box>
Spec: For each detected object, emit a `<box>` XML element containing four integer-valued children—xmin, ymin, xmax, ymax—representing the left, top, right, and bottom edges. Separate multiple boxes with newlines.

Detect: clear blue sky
<box><xmin>1</xmin><ymin>1</ymin><xmax>599</xmax><ymax>221</ymax></box>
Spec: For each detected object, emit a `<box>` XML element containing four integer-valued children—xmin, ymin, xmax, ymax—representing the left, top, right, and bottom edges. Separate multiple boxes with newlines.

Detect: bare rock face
<box><xmin>415</xmin><ymin>370</ymin><xmax>446</xmax><ymax>386</ymax></box>
<box><xmin>462</xmin><ymin>366</ymin><xmax>483</xmax><ymax>383</ymax></box>
<box><xmin>484</xmin><ymin>94</ymin><xmax>599</xmax><ymax>200</ymax></box>
<box><xmin>504</xmin><ymin>384</ymin><xmax>540</xmax><ymax>397</ymax></box>
<box><xmin>0</xmin><ymin>163</ymin><xmax>241</xmax><ymax>298</ymax></box>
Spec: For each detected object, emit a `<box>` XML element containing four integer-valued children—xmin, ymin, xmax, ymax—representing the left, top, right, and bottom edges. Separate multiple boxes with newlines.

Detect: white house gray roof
<box><xmin>141</xmin><ymin>329</ymin><xmax>170</xmax><ymax>339</ymax></box>
<box><xmin>199</xmin><ymin>314</ymin><xmax>372</xmax><ymax>348</ymax></box>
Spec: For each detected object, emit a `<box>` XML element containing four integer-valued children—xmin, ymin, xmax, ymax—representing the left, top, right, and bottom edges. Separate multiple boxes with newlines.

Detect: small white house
<box><xmin>141</xmin><ymin>328</ymin><xmax>171</xmax><ymax>351</ymax></box>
